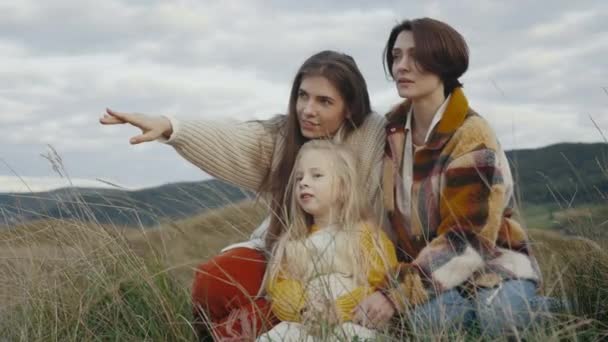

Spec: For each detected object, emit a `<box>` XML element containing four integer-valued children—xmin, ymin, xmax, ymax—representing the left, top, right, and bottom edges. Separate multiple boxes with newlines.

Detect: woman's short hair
<box><xmin>383</xmin><ymin>17</ymin><xmax>469</xmax><ymax>96</ymax></box>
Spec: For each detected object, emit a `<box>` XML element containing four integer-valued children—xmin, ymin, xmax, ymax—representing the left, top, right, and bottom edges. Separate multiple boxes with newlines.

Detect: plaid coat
<box><xmin>380</xmin><ymin>88</ymin><xmax>542</xmax><ymax>312</ymax></box>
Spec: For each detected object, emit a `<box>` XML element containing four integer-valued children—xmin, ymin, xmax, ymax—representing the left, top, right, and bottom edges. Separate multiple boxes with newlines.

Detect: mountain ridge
<box><xmin>2</xmin><ymin>142</ymin><xmax>606</xmax><ymax>227</ymax></box>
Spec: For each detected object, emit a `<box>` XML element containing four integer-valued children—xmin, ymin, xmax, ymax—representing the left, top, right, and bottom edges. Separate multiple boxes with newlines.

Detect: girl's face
<box><xmin>294</xmin><ymin>149</ymin><xmax>340</xmax><ymax>221</ymax></box>
<box><xmin>296</xmin><ymin>75</ymin><xmax>347</xmax><ymax>139</ymax></box>
<box><xmin>391</xmin><ymin>30</ymin><xmax>443</xmax><ymax>101</ymax></box>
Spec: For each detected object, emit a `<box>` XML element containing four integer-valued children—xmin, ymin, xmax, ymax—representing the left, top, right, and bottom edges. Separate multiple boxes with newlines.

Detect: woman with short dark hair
<box><xmin>353</xmin><ymin>18</ymin><xmax>549</xmax><ymax>337</ymax></box>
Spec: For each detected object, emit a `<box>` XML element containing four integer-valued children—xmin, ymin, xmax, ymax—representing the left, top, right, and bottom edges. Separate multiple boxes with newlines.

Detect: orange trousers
<box><xmin>192</xmin><ymin>247</ymin><xmax>278</xmax><ymax>340</ymax></box>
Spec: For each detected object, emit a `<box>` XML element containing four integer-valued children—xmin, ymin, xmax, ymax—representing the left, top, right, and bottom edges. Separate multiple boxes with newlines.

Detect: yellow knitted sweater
<box><xmin>266</xmin><ymin>223</ymin><xmax>398</xmax><ymax>323</ymax></box>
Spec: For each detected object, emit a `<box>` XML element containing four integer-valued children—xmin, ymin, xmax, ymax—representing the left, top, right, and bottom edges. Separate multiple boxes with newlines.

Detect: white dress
<box><xmin>257</xmin><ymin>227</ymin><xmax>376</xmax><ymax>342</ymax></box>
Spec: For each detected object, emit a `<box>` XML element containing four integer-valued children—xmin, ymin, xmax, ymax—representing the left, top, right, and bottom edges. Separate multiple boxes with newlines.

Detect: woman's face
<box><xmin>296</xmin><ymin>75</ymin><xmax>347</xmax><ymax>139</ymax></box>
<box><xmin>391</xmin><ymin>30</ymin><xmax>443</xmax><ymax>100</ymax></box>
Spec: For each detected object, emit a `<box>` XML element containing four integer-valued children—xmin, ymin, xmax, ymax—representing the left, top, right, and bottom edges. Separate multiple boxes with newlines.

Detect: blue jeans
<box><xmin>407</xmin><ymin>280</ymin><xmax>558</xmax><ymax>337</ymax></box>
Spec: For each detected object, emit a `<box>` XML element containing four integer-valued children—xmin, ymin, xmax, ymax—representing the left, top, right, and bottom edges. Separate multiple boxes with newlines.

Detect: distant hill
<box><xmin>507</xmin><ymin>142</ymin><xmax>608</xmax><ymax>205</ymax></box>
<box><xmin>1</xmin><ymin>142</ymin><xmax>606</xmax><ymax>228</ymax></box>
<box><xmin>0</xmin><ymin>179</ymin><xmax>251</xmax><ymax>227</ymax></box>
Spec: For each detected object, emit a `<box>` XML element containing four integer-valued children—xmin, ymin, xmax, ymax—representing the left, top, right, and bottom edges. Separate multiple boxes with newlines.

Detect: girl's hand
<box><xmin>352</xmin><ymin>291</ymin><xmax>394</xmax><ymax>329</ymax></box>
<box><xmin>99</xmin><ymin>108</ymin><xmax>173</xmax><ymax>144</ymax></box>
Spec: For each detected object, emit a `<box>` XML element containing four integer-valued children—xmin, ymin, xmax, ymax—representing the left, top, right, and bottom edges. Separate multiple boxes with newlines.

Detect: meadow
<box><xmin>1</xmin><ymin>193</ymin><xmax>607</xmax><ymax>341</ymax></box>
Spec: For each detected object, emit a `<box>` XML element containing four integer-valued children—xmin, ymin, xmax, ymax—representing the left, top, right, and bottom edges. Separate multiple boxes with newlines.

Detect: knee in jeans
<box><xmin>409</xmin><ymin>290</ymin><xmax>473</xmax><ymax>333</ymax></box>
<box><xmin>476</xmin><ymin>291</ymin><xmax>536</xmax><ymax>335</ymax></box>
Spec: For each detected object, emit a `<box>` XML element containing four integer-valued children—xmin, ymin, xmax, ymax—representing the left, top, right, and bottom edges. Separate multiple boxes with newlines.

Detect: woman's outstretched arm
<box><xmin>100</xmin><ymin>108</ymin><xmax>282</xmax><ymax>191</ymax></box>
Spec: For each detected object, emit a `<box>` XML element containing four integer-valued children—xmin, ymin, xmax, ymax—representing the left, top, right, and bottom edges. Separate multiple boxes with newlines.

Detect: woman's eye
<box><xmin>313</xmin><ymin>173</ymin><xmax>323</xmax><ymax>178</ymax></box>
<box><xmin>321</xmin><ymin>99</ymin><xmax>332</xmax><ymax>106</ymax></box>
<box><xmin>298</xmin><ymin>92</ymin><xmax>308</xmax><ymax>99</ymax></box>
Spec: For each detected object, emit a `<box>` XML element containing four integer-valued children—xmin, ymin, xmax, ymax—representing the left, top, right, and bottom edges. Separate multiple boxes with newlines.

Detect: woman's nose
<box><xmin>395</xmin><ymin>55</ymin><xmax>411</xmax><ymax>73</ymax></box>
<box><xmin>302</xmin><ymin>100</ymin><xmax>316</xmax><ymax>117</ymax></box>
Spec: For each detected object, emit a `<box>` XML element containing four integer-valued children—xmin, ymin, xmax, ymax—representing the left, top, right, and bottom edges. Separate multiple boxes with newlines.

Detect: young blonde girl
<box><xmin>257</xmin><ymin>140</ymin><xmax>397</xmax><ymax>342</ymax></box>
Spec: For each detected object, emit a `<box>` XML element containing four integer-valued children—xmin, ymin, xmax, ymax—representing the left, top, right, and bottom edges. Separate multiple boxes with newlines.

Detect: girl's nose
<box><xmin>299</xmin><ymin>177</ymin><xmax>310</xmax><ymax>188</ymax></box>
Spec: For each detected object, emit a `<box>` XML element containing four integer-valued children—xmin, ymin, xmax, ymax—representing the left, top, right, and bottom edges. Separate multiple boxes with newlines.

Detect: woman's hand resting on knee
<box><xmin>352</xmin><ymin>291</ymin><xmax>395</xmax><ymax>329</ymax></box>
<box><xmin>99</xmin><ymin>108</ymin><xmax>173</xmax><ymax>144</ymax></box>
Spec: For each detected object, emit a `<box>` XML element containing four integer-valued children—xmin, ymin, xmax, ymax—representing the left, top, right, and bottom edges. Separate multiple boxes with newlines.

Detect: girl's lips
<box><xmin>300</xmin><ymin>194</ymin><xmax>313</xmax><ymax>201</ymax></box>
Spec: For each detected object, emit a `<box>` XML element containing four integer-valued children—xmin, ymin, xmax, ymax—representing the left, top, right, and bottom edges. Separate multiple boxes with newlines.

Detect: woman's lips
<box><xmin>300</xmin><ymin>120</ymin><xmax>319</xmax><ymax>130</ymax></box>
<box><xmin>397</xmin><ymin>78</ymin><xmax>414</xmax><ymax>86</ymax></box>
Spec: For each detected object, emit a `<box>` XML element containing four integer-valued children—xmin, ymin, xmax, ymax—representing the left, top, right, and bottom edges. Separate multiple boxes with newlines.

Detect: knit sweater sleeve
<box><xmin>266</xmin><ymin>272</ymin><xmax>307</xmax><ymax>322</ymax></box>
<box><xmin>162</xmin><ymin>116</ymin><xmax>283</xmax><ymax>191</ymax></box>
<box><xmin>334</xmin><ymin>226</ymin><xmax>398</xmax><ymax>321</ymax></box>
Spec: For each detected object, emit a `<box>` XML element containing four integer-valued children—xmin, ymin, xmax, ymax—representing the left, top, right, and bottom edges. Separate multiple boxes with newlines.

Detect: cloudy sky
<box><xmin>1</xmin><ymin>0</ymin><xmax>606</xmax><ymax>192</ymax></box>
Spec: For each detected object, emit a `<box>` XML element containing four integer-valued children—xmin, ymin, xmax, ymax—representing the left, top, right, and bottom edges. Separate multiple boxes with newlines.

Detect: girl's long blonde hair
<box><xmin>267</xmin><ymin>140</ymin><xmax>373</xmax><ymax>285</ymax></box>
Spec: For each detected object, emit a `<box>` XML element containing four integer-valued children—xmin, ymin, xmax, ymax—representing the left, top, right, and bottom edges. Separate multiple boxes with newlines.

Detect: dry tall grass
<box><xmin>1</xmin><ymin>199</ymin><xmax>607</xmax><ymax>341</ymax></box>
<box><xmin>0</xmin><ymin>201</ymin><xmax>265</xmax><ymax>341</ymax></box>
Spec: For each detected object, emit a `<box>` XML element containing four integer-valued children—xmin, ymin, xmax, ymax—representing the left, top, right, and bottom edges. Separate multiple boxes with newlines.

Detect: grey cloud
<box><xmin>0</xmin><ymin>143</ymin><xmax>207</xmax><ymax>189</ymax></box>
<box><xmin>2</xmin><ymin>0</ymin><xmax>607</xmax><ymax>188</ymax></box>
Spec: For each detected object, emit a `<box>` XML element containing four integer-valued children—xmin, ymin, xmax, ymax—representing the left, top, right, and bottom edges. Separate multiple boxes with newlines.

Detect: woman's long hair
<box><xmin>259</xmin><ymin>50</ymin><xmax>372</xmax><ymax>250</ymax></box>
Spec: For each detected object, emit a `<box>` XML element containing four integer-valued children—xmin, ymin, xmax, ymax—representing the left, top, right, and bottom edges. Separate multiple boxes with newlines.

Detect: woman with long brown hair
<box><xmin>99</xmin><ymin>50</ymin><xmax>387</xmax><ymax>340</ymax></box>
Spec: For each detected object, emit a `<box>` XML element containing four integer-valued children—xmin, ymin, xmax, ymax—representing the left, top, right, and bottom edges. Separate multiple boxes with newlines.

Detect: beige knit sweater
<box><xmin>162</xmin><ymin>113</ymin><xmax>389</xmax><ymax>247</ymax></box>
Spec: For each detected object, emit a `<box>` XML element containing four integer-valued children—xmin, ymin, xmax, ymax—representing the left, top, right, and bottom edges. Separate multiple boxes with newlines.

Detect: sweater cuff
<box><xmin>157</xmin><ymin>115</ymin><xmax>181</xmax><ymax>144</ymax></box>
<box><xmin>335</xmin><ymin>286</ymin><xmax>374</xmax><ymax>322</ymax></box>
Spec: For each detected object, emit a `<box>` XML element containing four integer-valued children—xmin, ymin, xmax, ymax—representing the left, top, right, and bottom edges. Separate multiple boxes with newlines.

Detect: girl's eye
<box><xmin>313</xmin><ymin>173</ymin><xmax>323</xmax><ymax>178</ymax></box>
<box><xmin>298</xmin><ymin>91</ymin><xmax>308</xmax><ymax>100</ymax></box>
<box><xmin>321</xmin><ymin>99</ymin><xmax>332</xmax><ymax>106</ymax></box>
